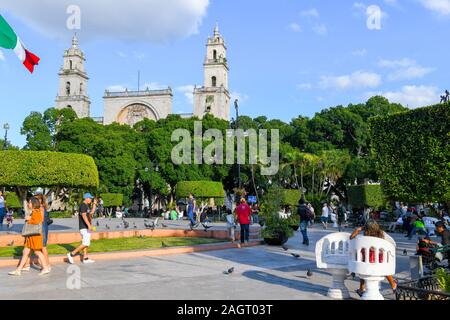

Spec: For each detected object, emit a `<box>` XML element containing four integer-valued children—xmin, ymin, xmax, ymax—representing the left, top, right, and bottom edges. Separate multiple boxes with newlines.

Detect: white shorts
<box><xmin>80</xmin><ymin>229</ymin><xmax>91</xmax><ymax>247</ymax></box>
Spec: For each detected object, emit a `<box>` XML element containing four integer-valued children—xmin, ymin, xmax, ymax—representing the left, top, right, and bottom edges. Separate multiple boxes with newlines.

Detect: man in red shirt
<box><xmin>235</xmin><ymin>198</ymin><xmax>252</xmax><ymax>244</ymax></box>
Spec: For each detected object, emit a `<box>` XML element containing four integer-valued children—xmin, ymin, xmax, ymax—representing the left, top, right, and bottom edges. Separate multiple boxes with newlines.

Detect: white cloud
<box><xmin>2</xmin><ymin>0</ymin><xmax>210</xmax><ymax>43</ymax></box>
<box><xmin>378</xmin><ymin>58</ymin><xmax>434</xmax><ymax>81</ymax></box>
<box><xmin>176</xmin><ymin>85</ymin><xmax>195</xmax><ymax>104</ymax></box>
<box><xmin>419</xmin><ymin>0</ymin><xmax>450</xmax><ymax>16</ymax></box>
<box><xmin>288</xmin><ymin>23</ymin><xmax>302</xmax><ymax>33</ymax></box>
<box><xmin>0</xmin><ymin>51</ymin><xmax>5</xmax><ymax>61</ymax></box>
<box><xmin>117</xmin><ymin>51</ymin><xmax>127</xmax><ymax>58</ymax></box>
<box><xmin>378</xmin><ymin>58</ymin><xmax>416</xmax><ymax>68</ymax></box>
<box><xmin>297</xmin><ymin>83</ymin><xmax>313</xmax><ymax>90</ymax></box>
<box><xmin>319</xmin><ymin>71</ymin><xmax>382</xmax><ymax>90</ymax></box>
<box><xmin>387</xmin><ymin>66</ymin><xmax>435</xmax><ymax>81</ymax></box>
<box><xmin>312</xmin><ymin>24</ymin><xmax>328</xmax><ymax>35</ymax></box>
<box><xmin>370</xmin><ymin>85</ymin><xmax>440</xmax><ymax>108</ymax></box>
<box><xmin>352</xmin><ymin>49</ymin><xmax>368</xmax><ymax>57</ymax></box>
<box><xmin>300</xmin><ymin>9</ymin><xmax>320</xmax><ymax>19</ymax></box>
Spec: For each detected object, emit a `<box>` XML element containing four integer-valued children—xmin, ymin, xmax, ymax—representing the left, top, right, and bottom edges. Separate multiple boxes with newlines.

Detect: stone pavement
<box><xmin>0</xmin><ymin>225</ymin><xmax>420</xmax><ymax>300</ymax></box>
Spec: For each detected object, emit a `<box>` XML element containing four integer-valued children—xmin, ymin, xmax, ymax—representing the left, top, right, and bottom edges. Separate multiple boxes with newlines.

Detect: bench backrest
<box><xmin>316</xmin><ymin>232</ymin><xmax>351</xmax><ymax>269</ymax></box>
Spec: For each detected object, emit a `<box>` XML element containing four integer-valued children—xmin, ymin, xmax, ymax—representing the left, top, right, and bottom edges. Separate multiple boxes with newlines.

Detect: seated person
<box><xmin>435</xmin><ymin>222</ymin><xmax>450</xmax><ymax>266</ymax></box>
<box><xmin>350</xmin><ymin>220</ymin><xmax>398</xmax><ymax>297</ymax></box>
<box><xmin>170</xmin><ymin>208</ymin><xmax>178</xmax><ymax>221</ymax></box>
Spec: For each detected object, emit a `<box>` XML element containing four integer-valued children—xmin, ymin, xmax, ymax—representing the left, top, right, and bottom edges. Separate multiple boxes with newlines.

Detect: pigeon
<box><xmin>307</xmin><ymin>269</ymin><xmax>313</xmax><ymax>277</ymax></box>
<box><xmin>403</xmin><ymin>249</ymin><xmax>408</xmax><ymax>256</ymax></box>
<box><xmin>96</xmin><ymin>221</ymin><xmax>100</xmax><ymax>227</ymax></box>
<box><xmin>116</xmin><ymin>225</ymin><xmax>120</xmax><ymax>229</ymax></box>
<box><xmin>223</xmin><ymin>267</ymin><xmax>234</xmax><ymax>275</ymax></box>
<box><xmin>162</xmin><ymin>223</ymin><xmax>168</xmax><ymax>228</ymax></box>
<box><xmin>123</xmin><ymin>220</ymin><xmax>130</xmax><ymax>229</ymax></box>
<box><xmin>351</xmin><ymin>272</ymin><xmax>356</xmax><ymax>280</ymax></box>
<box><xmin>291</xmin><ymin>253</ymin><xmax>300</xmax><ymax>258</ymax></box>
<box><xmin>134</xmin><ymin>223</ymin><xmax>137</xmax><ymax>229</ymax></box>
<box><xmin>161</xmin><ymin>241</ymin><xmax>168</xmax><ymax>248</ymax></box>
<box><xmin>106</xmin><ymin>224</ymin><xmax>110</xmax><ymax>230</ymax></box>
<box><xmin>7</xmin><ymin>240</ymin><xmax>14</xmax><ymax>247</ymax></box>
<box><xmin>282</xmin><ymin>245</ymin><xmax>289</xmax><ymax>251</ymax></box>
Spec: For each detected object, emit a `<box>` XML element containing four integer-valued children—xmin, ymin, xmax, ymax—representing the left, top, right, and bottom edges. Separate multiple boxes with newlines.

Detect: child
<box><xmin>6</xmin><ymin>209</ymin><xmax>13</xmax><ymax>228</ymax></box>
<box><xmin>226</xmin><ymin>209</ymin><xmax>236</xmax><ymax>243</ymax></box>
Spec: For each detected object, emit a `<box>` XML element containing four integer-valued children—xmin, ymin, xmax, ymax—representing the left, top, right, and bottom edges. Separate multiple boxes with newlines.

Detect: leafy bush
<box><xmin>0</xmin><ymin>151</ymin><xmax>99</xmax><ymax>189</ymax></box>
<box><xmin>436</xmin><ymin>268</ymin><xmax>450</xmax><ymax>293</ymax></box>
<box><xmin>5</xmin><ymin>192</ymin><xmax>21</xmax><ymax>209</ymax></box>
<box><xmin>282</xmin><ymin>189</ymin><xmax>302</xmax><ymax>206</ymax></box>
<box><xmin>370</xmin><ymin>104</ymin><xmax>450</xmax><ymax>202</ymax></box>
<box><xmin>347</xmin><ymin>184</ymin><xmax>388</xmax><ymax>210</ymax></box>
<box><xmin>100</xmin><ymin>193</ymin><xmax>124</xmax><ymax>208</ymax></box>
<box><xmin>175</xmin><ymin>181</ymin><xmax>225</xmax><ymax>199</ymax></box>
<box><xmin>261</xmin><ymin>186</ymin><xmax>294</xmax><ymax>239</ymax></box>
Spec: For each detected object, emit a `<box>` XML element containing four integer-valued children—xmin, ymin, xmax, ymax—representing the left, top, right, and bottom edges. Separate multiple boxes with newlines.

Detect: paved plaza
<box><xmin>0</xmin><ymin>222</ymin><xmax>420</xmax><ymax>300</ymax></box>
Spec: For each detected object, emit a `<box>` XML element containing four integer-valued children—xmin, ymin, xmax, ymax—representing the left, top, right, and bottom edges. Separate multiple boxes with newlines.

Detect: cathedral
<box><xmin>55</xmin><ymin>25</ymin><xmax>231</xmax><ymax>124</ymax></box>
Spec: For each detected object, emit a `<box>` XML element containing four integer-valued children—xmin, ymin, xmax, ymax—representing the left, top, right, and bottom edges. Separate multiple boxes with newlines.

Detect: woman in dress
<box><xmin>8</xmin><ymin>197</ymin><xmax>50</xmax><ymax>276</ymax></box>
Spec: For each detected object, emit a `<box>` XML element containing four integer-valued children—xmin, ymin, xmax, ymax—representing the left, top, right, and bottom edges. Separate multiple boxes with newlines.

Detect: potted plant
<box><xmin>260</xmin><ymin>186</ymin><xmax>294</xmax><ymax>246</ymax></box>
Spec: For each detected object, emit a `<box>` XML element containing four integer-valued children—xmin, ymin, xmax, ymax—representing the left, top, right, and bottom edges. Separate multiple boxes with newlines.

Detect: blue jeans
<box><xmin>300</xmin><ymin>221</ymin><xmax>309</xmax><ymax>244</ymax></box>
<box><xmin>188</xmin><ymin>211</ymin><xmax>196</xmax><ymax>226</ymax></box>
<box><xmin>0</xmin><ymin>207</ymin><xmax>5</xmax><ymax>227</ymax></box>
<box><xmin>408</xmin><ymin>226</ymin><xmax>428</xmax><ymax>239</ymax></box>
<box><xmin>240</xmin><ymin>224</ymin><xmax>250</xmax><ymax>243</ymax></box>
<box><xmin>42</xmin><ymin>211</ymin><xmax>49</xmax><ymax>246</ymax></box>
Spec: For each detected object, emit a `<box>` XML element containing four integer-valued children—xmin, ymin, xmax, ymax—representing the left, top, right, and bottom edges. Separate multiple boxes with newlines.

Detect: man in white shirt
<box><xmin>321</xmin><ymin>203</ymin><xmax>329</xmax><ymax>229</ymax></box>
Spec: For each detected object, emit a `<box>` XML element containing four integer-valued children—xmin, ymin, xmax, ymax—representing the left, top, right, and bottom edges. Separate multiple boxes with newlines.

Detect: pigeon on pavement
<box><xmin>282</xmin><ymin>245</ymin><xmax>289</xmax><ymax>251</ymax></box>
<box><xmin>403</xmin><ymin>249</ymin><xmax>408</xmax><ymax>256</ymax></box>
<box><xmin>223</xmin><ymin>267</ymin><xmax>234</xmax><ymax>275</ymax></box>
<box><xmin>307</xmin><ymin>269</ymin><xmax>313</xmax><ymax>277</ymax></box>
<box><xmin>291</xmin><ymin>253</ymin><xmax>300</xmax><ymax>258</ymax></box>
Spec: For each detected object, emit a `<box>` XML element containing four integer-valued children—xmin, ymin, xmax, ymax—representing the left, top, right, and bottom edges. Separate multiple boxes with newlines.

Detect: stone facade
<box><xmin>56</xmin><ymin>26</ymin><xmax>230</xmax><ymax>124</ymax></box>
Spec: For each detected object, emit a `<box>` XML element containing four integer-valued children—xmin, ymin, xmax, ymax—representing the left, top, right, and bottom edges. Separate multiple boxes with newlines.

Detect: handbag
<box><xmin>22</xmin><ymin>222</ymin><xmax>42</xmax><ymax>237</ymax></box>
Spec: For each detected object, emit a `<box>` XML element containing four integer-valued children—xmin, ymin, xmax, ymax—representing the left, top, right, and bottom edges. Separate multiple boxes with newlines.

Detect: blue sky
<box><xmin>1</xmin><ymin>0</ymin><xmax>449</xmax><ymax>147</ymax></box>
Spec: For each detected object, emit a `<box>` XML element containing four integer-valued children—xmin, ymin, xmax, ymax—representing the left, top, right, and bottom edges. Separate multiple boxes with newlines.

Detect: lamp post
<box><xmin>145</xmin><ymin>159</ymin><xmax>159</xmax><ymax>217</ymax></box>
<box><xmin>3</xmin><ymin>123</ymin><xmax>10</xmax><ymax>150</ymax></box>
<box><xmin>234</xmin><ymin>99</ymin><xmax>241</xmax><ymax>189</ymax></box>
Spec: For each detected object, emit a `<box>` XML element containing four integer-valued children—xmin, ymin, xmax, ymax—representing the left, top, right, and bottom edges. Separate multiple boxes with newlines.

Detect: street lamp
<box><xmin>234</xmin><ymin>99</ymin><xmax>241</xmax><ymax>189</ymax></box>
<box><xmin>145</xmin><ymin>159</ymin><xmax>159</xmax><ymax>217</ymax></box>
<box><xmin>3</xmin><ymin>123</ymin><xmax>10</xmax><ymax>150</ymax></box>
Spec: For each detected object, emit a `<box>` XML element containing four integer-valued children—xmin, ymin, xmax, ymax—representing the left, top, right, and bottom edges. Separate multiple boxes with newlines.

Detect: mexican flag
<box><xmin>0</xmin><ymin>14</ymin><xmax>40</xmax><ymax>73</ymax></box>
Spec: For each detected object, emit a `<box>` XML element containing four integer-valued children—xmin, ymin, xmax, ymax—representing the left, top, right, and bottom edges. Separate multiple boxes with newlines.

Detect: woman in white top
<box><xmin>321</xmin><ymin>203</ymin><xmax>329</xmax><ymax>229</ymax></box>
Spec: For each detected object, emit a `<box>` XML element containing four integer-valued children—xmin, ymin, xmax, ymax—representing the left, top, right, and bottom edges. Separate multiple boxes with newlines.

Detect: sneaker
<box><xmin>8</xmin><ymin>270</ymin><xmax>21</xmax><ymax>276</ymax></box>
<box><xmin>22</xmin><ymin>266</ymin><xmax>31</xmax><ymax>272</ymax></box>
<box><xmin>38</xmin><ymin>269</ymin><xmax>51</xmax><ymax>276</ymax></box>
<box><xmin>83</xmin><ymin>258</ymin><xmax>95</xmax><ymax>264</ymax></box>
<box><xmin>356</xmin><ymin>289</ymin><xmax>365</xmax><ymax>298</ymax></box>
<box><xmin>67</xmin><ymin>253</ymin><xmax>74</xmax><ymax>264</ymax></box>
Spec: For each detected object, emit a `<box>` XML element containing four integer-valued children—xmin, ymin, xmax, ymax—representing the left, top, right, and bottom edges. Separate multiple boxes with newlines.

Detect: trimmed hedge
<box><xmin>370</xmin><ymin>104</ymin><xmax>450</xmax><ymax>202</ymax></box>
<box><xmin>0</xmin><ymin>151</ymin><xmax>99</xmax><ymax>188</ymax></box>
<box><xmin>100</xmin><ymin>193</ymin><xmax>123</xmax><ymax>208</ymax></box>
<box><xmin>5</xmin><ymin>192</ymin><xmax>21</xmax><ymax>209</ymax></box>
<box><xmin>347</xmin><ymin>184</ymin><xmax>387</xmax><ymax>210</ymax></box>
<box><xmin>175</xmin><ymin>181</ymin><xmax>225</xmax><ymax>199</ymax></box>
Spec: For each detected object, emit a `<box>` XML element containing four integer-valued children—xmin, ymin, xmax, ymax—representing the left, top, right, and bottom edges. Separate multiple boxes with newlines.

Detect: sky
<box><xmin>0</xmin><ymin>0</ymin><xmax>449</xmax><ymax>147</ymax></box>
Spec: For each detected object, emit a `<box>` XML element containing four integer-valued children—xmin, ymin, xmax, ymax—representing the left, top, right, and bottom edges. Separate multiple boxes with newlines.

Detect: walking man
<box><xmin>236</xmin><ymin>198</ymin><xmax>252</xmax><ymax>245</ymax></box>
<box><xmin>187</xmin><ymin>193</ymin><xmax>198</xmax><ymax>230</ymax></box>
<box><xmin>321</xmin><ymin>202</ymin><xmax>329</xmax><ymax>229</ymax></box>
<box><xmin>67</xmin><ymin>193</ymin><xmax>97</xmax><ymax>264</ymax></box>
<box><xmin>337</xmin><ymin>202</ymin><xmax>346</xmax><ymax>232</ymax></box>
<box><xmin>297</xmin><ymin>198</ymin><xmax>312</xmax><ymax>246</ymax></box>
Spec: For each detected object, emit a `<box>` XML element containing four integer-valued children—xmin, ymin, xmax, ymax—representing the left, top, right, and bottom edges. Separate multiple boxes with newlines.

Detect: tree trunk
<box><xmin>312</xmin><ymin>167</ymin><xmax>315</xmax><ymax>197</ymax></box>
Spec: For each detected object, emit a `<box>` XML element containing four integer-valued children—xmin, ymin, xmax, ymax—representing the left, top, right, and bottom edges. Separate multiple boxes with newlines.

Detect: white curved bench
<box><xmin>349</xmin><ymin>236</ymin><xmax>396</xmax><ymax>300</ymax></box>
<box><xmin>316</xmin><ymin>232</ymin><xmax>351</xmax><ymax>299</ymax></box>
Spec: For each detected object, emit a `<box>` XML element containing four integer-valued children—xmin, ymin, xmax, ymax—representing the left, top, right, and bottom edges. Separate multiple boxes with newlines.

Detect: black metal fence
<box><xmin>396</xmin><ymin>276</ymin><xmax>450</xmax><ymax>300</ymax></box>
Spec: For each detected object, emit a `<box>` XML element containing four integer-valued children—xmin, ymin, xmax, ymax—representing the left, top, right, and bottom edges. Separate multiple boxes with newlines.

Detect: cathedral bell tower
<box><xmin>55</xmin><ymin>34</ymin><xmax>91</xmax><ymax>118</ymax></box>
<box><xmin>193</xmin><ymin>24</ymin><xmax>230</xmax><ymax>120</ymax></box>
